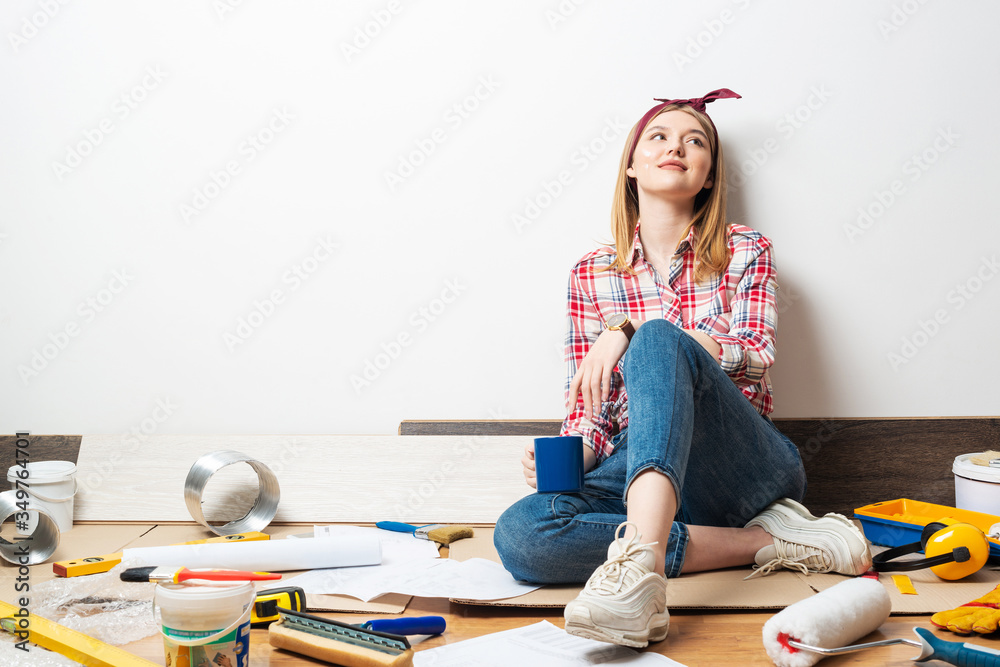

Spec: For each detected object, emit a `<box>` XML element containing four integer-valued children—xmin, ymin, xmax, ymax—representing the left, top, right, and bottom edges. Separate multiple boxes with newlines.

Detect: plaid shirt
<box><xmin>560</xmin><ymin>223</ymin><xmax>779</xmax><ymax>462</ymax></box>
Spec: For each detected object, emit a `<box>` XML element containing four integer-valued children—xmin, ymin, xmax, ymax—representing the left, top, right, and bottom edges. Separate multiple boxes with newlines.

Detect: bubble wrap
<box><xmin>29</xmin><ymin>559</ymin><xmax>159</xmax><ymax>647</ymax></box>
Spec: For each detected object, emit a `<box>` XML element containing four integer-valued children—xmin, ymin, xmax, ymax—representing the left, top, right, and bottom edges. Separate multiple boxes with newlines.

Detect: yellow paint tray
<box><xmin>854</xmin><ymin>498</ymin><xmax>1000</xmax><ymax>557</ymax></box>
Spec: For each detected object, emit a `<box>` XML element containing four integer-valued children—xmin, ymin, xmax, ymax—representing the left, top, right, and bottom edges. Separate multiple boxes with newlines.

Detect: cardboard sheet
<box><xmin>446</xmin><ymin>527</ymin><xmax>1000</xmax><ymax>614</ymax></box>
<box><xmin>0</xmin><ymin>524</ymin><xmax>410</xmax><ymax>614</ymax></box>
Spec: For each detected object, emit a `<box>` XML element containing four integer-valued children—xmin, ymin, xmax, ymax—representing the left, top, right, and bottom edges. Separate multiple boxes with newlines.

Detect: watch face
<box><xmin>608</xmin><ymin>314</ymin><xmax>627</xmax><ymax>329</ymax></box>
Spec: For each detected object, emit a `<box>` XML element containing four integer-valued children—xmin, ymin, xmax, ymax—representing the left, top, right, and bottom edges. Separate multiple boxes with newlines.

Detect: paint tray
<box><xmin>854</xmin><ymin>498</ymin><xmax>1000</xmax><ymax>558</ymax></box>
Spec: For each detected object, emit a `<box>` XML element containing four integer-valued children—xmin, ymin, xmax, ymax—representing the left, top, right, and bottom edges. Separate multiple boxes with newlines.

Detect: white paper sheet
<box><xmin>271</xmin><ymin>525</ymin><xmax>442</xmax><ymax>596</ymax></box>
<box><xmin>279</xmin><ymin>557</ymin><xmax>541</xmax><ymax>602</ymax></box>
<box><xmin>413</xmin><ymin>621</ymin><xmax>685</xmax><ymax>666</ymax></box>
<box><xmin>122</xmin><ymin>534</ymin><xmax>381</xmax><ymax>571</ymax></box>
<box><xmin>313</xmin><ymin>525</ymin><xmax>441</xmax><ymax>562</ymax></box>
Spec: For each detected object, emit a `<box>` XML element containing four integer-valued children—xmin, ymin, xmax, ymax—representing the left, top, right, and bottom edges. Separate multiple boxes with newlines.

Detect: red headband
<box><xmin>626</xmin><ymin>88</ymin><xmax>741</xmax><ymax>168</ymax></box>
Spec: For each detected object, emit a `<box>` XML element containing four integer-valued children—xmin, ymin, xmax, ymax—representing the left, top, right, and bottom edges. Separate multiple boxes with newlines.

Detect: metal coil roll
<box><xmin>0</xmin><ymin>489</ymin><xmax>59</xmax><ymax>564</ymax></box>
<box><xmin>184</xmin><ymin>450</ymin><xmax>280</xmax><ymax>536</ymax></box>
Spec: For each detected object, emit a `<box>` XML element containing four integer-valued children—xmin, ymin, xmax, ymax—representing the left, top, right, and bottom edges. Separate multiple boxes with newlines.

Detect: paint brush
<box><xmin>120</xmin><ymin>566</ymin><xmax>282</xmax><ymax>583</ymax></box>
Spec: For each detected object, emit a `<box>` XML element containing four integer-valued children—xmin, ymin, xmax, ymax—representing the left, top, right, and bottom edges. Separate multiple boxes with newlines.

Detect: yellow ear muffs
<box><xmin>872</xmin><ymin>518</ymin><xmax>990</xmax><ymax>580</ymax></box>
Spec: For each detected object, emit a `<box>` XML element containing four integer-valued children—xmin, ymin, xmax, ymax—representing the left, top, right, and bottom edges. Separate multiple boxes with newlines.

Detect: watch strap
<box><xmin>607</xmin><ymin>315</ymin><xmax>635</xmax><ymax>342</ymax></box>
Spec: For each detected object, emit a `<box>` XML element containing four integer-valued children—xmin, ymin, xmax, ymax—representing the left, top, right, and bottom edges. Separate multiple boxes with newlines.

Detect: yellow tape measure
<box><xmin>252</xmin><ymin>586</ymin><xmax>307</xmax><ymax>625</ymax></box>
<box><xmin>0</xmin><ymin>598</ymin><xmax>159</xmax><ymax>666</ymax></box>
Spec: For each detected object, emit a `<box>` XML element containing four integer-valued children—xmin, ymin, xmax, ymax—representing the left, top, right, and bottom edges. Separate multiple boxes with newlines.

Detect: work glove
<box><xmin>931</xmin><ymin>583</ymin><xmax>1000</xmax><ymax>634</ymax></box>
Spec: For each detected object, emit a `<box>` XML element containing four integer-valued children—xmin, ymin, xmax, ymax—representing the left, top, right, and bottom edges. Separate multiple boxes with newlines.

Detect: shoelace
<box><xmin>744</xmin><ymin>539</ymin><xmax>832</xmax><ymax>580</ymax></box>
<box><xmin>587</xmin><ymin>535</ymin><xmax>658</xmax><ymax>595</ymax></box>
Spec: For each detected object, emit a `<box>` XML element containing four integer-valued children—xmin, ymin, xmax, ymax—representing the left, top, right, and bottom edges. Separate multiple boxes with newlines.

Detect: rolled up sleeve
<box><xmin>559</xmin><ymin>267</ymin><xmax>619</xmax><ymax>461</ymax></box>
<box><xmin>711</xmin><ymin>245</ymin><xmax>778</xmax><ymax>387</ymax></box>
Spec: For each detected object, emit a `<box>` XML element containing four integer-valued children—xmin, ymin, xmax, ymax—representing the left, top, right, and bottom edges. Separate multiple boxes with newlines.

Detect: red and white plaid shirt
<box><xmin>561</xmin><ymin>223</ymin><xmax>779</xmax><ymax>462</ymax></box>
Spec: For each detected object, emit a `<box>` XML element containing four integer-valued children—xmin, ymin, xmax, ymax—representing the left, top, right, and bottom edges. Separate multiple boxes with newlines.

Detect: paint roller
<box><xmin>762</xmin><ymin>578</ymin><xmax>1000</xmax><ymax>667</ymax></box>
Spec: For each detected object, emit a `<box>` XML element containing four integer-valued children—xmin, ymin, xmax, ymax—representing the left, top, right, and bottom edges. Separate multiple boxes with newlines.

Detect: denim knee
<box><xmin>493</xmin><ymin>498</ymin><xmax>549</xmax><ymax>583</ymax></box>
<box><xmin>494</xmin><ymin>492</ymin><xmax>598</xmax><ymax>584</ymax></box>
<box><xmin>622</xmin><ymin>319</ymin><xmax>703</xmax><ymax>376</ymax></box>
<box><xmin>633</xmin><ymin>317</ymin><xmax>682</xmax><ymax>343</ymax></box>
<box><xmin>628</xmin><ymin>319</ymin><xmax>695</xmax><ymax>355</ymax></box>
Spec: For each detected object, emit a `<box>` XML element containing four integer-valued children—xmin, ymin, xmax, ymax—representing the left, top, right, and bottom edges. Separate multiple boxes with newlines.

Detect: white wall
<box><xmin>2</xmin><ymin>0</ymin><xmax>998</xmax><ymax>437</ymax></box>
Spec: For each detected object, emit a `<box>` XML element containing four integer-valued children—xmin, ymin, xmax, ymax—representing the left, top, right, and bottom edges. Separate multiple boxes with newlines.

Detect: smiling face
<box><xmin>626</xmin><ymin>108</ymin><xmax>715</xmax><ymax>203</ymax></box>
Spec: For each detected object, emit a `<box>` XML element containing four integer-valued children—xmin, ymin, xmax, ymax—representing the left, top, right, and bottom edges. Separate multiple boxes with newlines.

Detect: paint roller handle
<box><xmin>913</xmin><ymin>627</ymin><xmax>1000</xmax><ymax>666</ymax></box>
<box><xmin>364</xmin><ymin>616</ymin><xmax>446</xmax><ymax>636</ymax></box>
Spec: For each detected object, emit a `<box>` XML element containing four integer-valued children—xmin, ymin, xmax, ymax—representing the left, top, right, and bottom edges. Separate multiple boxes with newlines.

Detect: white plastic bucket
<box><xmin>154</xmin><ymin>582</ymin><xmax>254</xmax><ymax>667</ymax></box>
<box><xmin>953</xmin><ymin>454</ymin><xmax>1000</xmax><ymax>515</ymax></box>
<box><xmin>7</xmin><ymin>461</ymin><xmax>77</xmax><ymax>533</ymax></box>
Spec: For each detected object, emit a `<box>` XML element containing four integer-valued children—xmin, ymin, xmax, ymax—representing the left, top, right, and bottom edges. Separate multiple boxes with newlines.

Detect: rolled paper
<box><xmin>123</xmin><ymin>535</ymin><xmax>381</xmax><ymax>572</ymax></box>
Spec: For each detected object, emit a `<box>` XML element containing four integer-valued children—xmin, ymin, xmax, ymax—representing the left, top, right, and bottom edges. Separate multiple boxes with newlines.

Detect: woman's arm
<box><xmin>559</xmin><ymin>266</ymin><xmax>621</xmax><ymax>462</ymax></box>
<box><xmin>521</xmin><ymin>266</ymin><xmax>614</xmax><ymax>487</ymax></box>
<box><xmin>704</xmin><ymin>240</ymin><xmax>779</xmax><ymax>386</ymax></box>
<box><xmin>684</xmin><ymin>328</ymin><xmax>722</xmax><ymax>358</ymax></box>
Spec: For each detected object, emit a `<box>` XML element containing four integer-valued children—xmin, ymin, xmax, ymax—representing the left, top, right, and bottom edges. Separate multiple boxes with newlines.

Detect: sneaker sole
<box><xmin>564</xmin><ymin>607</ymin><xmax>669</xmax><ymax>648</ymax></box>
<box><xmin>750</xmin><ymin>499</ymin><xmax>871</xmax><ymax>575</ymax></box>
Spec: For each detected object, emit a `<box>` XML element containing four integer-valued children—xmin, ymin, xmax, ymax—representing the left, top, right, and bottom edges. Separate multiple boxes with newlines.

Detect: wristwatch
<box><xmin>606</xmin><ymin>313</ymin><xmax>635</xmax><ymax>342</ymax></box>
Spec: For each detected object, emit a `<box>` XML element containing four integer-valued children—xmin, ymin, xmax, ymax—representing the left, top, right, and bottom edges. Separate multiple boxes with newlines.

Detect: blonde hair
<box><xmin>609</xmin><ymin>105</ymin><xmax>731</xmax><ymax>282</ymax></box>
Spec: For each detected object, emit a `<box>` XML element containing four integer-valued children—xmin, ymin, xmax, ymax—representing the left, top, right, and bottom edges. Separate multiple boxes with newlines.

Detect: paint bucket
<box><xmin>954</xmin><ymin>454</ymin><xmax>1000</xmax><ymax>515</ymax></box>
<box><xmin>154</xmin><ymin>582</ymin><xmax>254</xmax><ymax>667</ymax></box>
<box><xmin>6</xmin><ymin>461</ymin><xmax>77</xmax><ymax>533</ymax></box>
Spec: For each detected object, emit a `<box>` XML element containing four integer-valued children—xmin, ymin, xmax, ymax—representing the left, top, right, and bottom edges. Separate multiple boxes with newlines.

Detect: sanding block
<box><xmin>269</xmin><ymin>608</ymin><xmax>413</xmax><ymax>666</ymax></box>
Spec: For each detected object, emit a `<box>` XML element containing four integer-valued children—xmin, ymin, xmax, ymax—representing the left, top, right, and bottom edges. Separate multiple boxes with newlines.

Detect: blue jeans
<box><xmin>494</xmin><ymin>320</ymin><xmax>806</xmax><ymax>582</ymax></box>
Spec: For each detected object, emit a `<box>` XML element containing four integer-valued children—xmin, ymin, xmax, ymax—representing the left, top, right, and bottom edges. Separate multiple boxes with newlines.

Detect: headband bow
<box><xmin>627</xmin><ymin>88</ymin><xmax>741</xmax><ymax>170</ymax></box>
<box><xmin>652</xmin><ymin>88</ymin><xmax>741</xmax><ymax>113</ymax></box>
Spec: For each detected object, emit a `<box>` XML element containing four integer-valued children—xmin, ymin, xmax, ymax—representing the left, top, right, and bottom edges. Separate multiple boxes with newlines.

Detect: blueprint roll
<box><xmin>123</xmin><ymin>535</ymin><xmax>381</xmax><ymax>571</ymax></box>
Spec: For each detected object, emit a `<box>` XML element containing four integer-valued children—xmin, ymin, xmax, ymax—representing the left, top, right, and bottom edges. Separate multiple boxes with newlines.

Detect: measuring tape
<box><xmin>252</xmin><ymin>586</ymin><xmax>307</xmax><ymax>625</ymax></box>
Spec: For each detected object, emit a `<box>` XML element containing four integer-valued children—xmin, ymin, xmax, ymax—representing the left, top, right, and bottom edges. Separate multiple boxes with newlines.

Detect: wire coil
<box><xmin>0</xmin><ymin>489</ymin><xmax>60</xmax><ymax>564</ymax></box>
<box><xmin>184</xmin><ymin>450</ymin><xmax>280</xmax><ymax>536</ymax></box>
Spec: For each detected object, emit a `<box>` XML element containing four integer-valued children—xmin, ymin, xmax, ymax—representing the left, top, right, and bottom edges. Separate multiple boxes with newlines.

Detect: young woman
<box><xmin>493</xmin><ymin>90</ymin><xmax>872</xmax><ymax>648</ymax></box>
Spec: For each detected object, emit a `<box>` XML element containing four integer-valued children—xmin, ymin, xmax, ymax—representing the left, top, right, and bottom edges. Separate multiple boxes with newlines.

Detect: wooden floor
<box><xmin>110</xmin><ymin>598</ymin><xmax>1000</xmax><ymax>666</ymax></box>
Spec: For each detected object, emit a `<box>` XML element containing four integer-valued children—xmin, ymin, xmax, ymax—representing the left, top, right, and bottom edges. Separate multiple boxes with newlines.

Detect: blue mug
<box><xmin>534</xmin><ymin>436</ymin><xmax>584</xmax><ymax>493</ymax></box>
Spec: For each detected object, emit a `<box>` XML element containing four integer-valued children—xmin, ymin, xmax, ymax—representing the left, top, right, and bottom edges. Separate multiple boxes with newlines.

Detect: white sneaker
<box><xmin>744</xmin><ymin>498</ymin><xmax>872</xmax><ymax>578</ymax></box>
<box><xmin>563</xmin><ymin>522</ymin><xmax>669</xmax><ymax>648</ymax></box>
